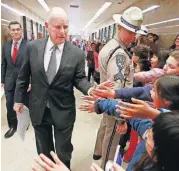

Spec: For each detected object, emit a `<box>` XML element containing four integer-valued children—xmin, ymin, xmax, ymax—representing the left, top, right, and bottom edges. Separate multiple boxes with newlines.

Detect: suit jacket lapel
<box><xmin>51</xmin><ymin>41</ymin><xmax>71</xmax><ymax>84</ymax></box>
<box><xmin>38</xmin><ymin>37</ymin><xmax>49</xmax><ymax>84</ymax></box>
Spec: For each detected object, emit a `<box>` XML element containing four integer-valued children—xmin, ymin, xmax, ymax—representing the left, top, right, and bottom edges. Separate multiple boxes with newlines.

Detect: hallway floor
<box><xmin>1</xmin><ymin>88</ymin><xmax>127</xmax><ymax>171</ymax></box>
<box><xmin>1</xmin><ymin>89</ymin><xmax>101</xmax><ymax>171</ymax></box>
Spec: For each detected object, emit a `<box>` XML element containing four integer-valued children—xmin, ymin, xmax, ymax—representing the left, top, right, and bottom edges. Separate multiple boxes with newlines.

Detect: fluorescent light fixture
<box><xmin>149</xmin><ymin>24</ymin><xmax>179</xmax><ymax>30</ymax></box>
<box><xmin>82</xmin><ymin>2</ymin><xmax>112</xmax><ymax>31</ymax></box>
<box><xmin>145</xmin><ymin>18</ymin><xmax>179</xmax><ymax>27</ymax></box>
<box><xmin>2</xmin><ymin>24</ymin><xmax>8</xmax><ymax>26</ymax></box>
<box><xmin>37</xmin><ymin>0</ymin><xmax>51</xmax><ymax>12</ymax></box>
<box><xmin>1</xmin><ymin>3</ymin><xmax>24</xmax><ymax>15</ymax></box>
<box><xmin>142</xmin><ymin>5</ymin><xmax>160</xmax><ymax>13</ymax></box>
<box><xmin>160</xmin><ymin>32</ymin><xmax>179</xmax><ymax>35</ymax></box>
<box><xmin>1</xmin><ymin>19</ymin><xmax>10</xmax><ymax>23</ymax></box>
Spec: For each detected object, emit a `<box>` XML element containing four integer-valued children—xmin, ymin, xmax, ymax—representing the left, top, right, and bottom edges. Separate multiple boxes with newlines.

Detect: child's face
<box><xmin>163</xmin><ymin>56</ymin><xmax>179</xmax><ymax>75</ymax></box>
<box><xmin>150</xmin><ymin>82</ymin><xmax>163</xmax><ymax>108</ymax></box>
<box><xmin>150</xmin><ymin>55</ymin><xmax>159</xmax><ymax>68</ymax></box>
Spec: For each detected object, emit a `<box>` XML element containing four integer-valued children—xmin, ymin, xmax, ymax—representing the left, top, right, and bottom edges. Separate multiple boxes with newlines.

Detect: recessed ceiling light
<box><xmin>37</xmin><ymin>0</ymin><xmax>51</xmax><ymax>12</ymax></box>
<box><xmin>145</xmin><ymin>18</ymin><xmax>179</xmax><ymax>27</ymax></box>
<box><xmin>1</xmin><ymin>19</ymin><xmax>10</xmax><ymax>23</ymax></box>
<box><xmin>142</xmin><ymin>5</ymin><xmax>160</xmax><ymax>13</ymax></box>
<box><xmin>148</xmin><ymin>25</ymin><xmax>179</xmax><ymax>30</ymax></box>
<box><xmin>2</xmin><ymin>23</ymin><xmax>8</xmax><ymax>26</ymax></box>
<box><xmin>1</xmin><ymin>3</ymin><xmax>24</xmax><ymax>15</ymax></box>
<box><xmin>82</xmin><ymin>2</ymin><xmax>112</xmax><ymax>31</ymax></box>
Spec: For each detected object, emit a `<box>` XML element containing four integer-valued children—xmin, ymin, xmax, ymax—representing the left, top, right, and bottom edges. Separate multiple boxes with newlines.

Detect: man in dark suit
<box><xmin>14</xmin><ymin>7</ymin><xmax>92</xmax><ymax>169</ymax></box>
<box><xmin>1</xmin><ymin>21</ymin><xmax>30</xmax><ymax>138</ymax></box>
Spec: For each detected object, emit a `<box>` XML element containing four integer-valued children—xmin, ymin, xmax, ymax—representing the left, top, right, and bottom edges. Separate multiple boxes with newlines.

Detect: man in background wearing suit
<box><xmin>1</xmin><ymin>21</ymin><xmax>30</xmax><ymax>139</ymax></box>
<box><xmin>14</xmin><ymin>7</ymin><xmax>92</xmax><ymax>169</ymax></box>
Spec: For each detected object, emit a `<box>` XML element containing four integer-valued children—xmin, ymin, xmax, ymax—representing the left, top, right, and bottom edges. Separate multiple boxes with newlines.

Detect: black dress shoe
<box><xmin>4</xmin><ymin>127</ymin><xmax>16</xmax><ymax>139</ymax></box>
<box><xmin>93</xmin><ymin>154</ymin><xmax>102</xmax><ymax>160</ymax></box>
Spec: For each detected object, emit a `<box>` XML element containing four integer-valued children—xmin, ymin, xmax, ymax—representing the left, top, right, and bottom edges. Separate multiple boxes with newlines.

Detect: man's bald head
<box><xmin>45</xmin><ymin>7</ymin><xmax>69</xmax><ymax>45</ymax></box>
<box><xmin>47</xmin><ymin>7</ymin><xmax>68</xmax><ymax>23</ymax></box>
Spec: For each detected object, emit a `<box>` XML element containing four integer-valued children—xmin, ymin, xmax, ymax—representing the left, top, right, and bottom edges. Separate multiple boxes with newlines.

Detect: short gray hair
<box><xmin>47</xmin><ymin>7</ymin><xmax>68</xmax><ymax>23</ymax></box>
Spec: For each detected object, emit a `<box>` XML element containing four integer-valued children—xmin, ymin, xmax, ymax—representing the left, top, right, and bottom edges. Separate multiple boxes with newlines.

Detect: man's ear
<box><xmin>117</xmin><ymin>25</ymin><xmax>121</xmax><ymax>31</ymax></box>
<box><xmin>45</xmin><ymin>22</ymin><xmax>48</xmax><ymax>29</ymax></box>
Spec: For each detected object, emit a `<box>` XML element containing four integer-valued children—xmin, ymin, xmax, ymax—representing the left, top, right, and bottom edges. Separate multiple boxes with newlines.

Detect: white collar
<box><xmin>47</xmin><ymin>37</ymin><xmax>65</xmax><ymax>52</ymax></box>
<box><xmin>13</xmin><ymin>38</ymin><xmax>22</xmax><ymax>45</ymax></box>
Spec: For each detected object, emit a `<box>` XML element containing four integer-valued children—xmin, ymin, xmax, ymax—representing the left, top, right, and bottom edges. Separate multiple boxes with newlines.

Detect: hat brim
<box><xmin>113</xmin><ymin>14</ymin><xmax>143</xmax><ymax>34</ymax></box>
<box><xmin>136</xmin><ymin>29</ymin><xmax>148</xmax><ymax>35</ymax></box>
<box><xmin>136</xmin><ymin>25</ymin><xmax>148</xmax><ymax>35</ymax></box>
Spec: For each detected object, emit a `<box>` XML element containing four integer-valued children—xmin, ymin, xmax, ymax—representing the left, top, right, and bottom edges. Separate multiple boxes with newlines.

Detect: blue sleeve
<box><xmin>115</xmin><ymin>86</ymin><xmax>152</xmax><ymax>101</ymax></box>
<box><xmin>128</xmin><ymin>118</ymin><xmax>153</xmax><ymax>138</ymax></box>
<box><xmin>94</xmin><ymin>99</ymin><xmax>121</xmax><ymax>118</ymax></box>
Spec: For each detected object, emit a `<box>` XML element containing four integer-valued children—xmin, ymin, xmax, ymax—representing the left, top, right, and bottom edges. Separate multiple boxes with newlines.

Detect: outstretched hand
<box><xmin>32</xmin><ymin>151</ymin><xmax>70</xmax><ymax>171</ymax></box>
<box><xmin>92</xmin><ymin>85</ymin><xmax>115</xmax><ymax>99</ymax></box>
<box><xmin>116</xmin><ymin>98</ymin><xmax>159</xmax><ymax>119</ymax></box>
<box><xmin>79</xmin><ymin>100</ymin><xmax>95</xmax><ymax>113</ymax></box>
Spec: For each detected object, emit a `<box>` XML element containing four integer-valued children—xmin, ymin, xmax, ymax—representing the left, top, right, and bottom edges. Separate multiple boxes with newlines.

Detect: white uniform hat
<box><xmin>137</xmin><ymin>25</ymin><xmax>148</xmax><ymax>35</ymax></box>
<box><xmin>113</xmin><ymin>6</ymin><xmax>143</xmax><ymax>33</ymax></box>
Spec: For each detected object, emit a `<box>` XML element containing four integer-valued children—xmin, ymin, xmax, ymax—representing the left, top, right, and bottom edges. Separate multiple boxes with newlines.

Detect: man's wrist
<box><xmin>111</xmin><ymin>90</ymin><xmax>116</xmax><ymax>98</ymax></box>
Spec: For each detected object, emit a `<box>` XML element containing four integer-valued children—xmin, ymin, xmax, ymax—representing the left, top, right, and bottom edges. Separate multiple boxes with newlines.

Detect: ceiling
<box><xmin>15</xmin><ymin>0</ymin><xmax>139</xmax><ymax>34</ymax></box>
<box><xmin>1</xmin><ymin>0</ymin><xmax>179</xmax><ymax>35</ymax></box>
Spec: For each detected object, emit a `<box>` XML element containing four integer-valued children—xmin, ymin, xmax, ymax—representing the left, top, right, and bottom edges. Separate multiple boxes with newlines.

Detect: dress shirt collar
<box><xmin>12</xmin><ymin>38</ymin><xmax>22</xmax><ymax>45</ymax></box>
<box><xmin>47</xmin><ymin>37</ymin><xmax>65</xmax><ymax>52</ymax></box>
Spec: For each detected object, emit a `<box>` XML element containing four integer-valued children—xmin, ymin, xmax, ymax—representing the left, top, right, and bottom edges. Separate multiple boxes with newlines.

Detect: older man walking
<box><xmin>14</xmin><ymin>7</ymin><xmax>92</xmax><ymax>169</ymax></box>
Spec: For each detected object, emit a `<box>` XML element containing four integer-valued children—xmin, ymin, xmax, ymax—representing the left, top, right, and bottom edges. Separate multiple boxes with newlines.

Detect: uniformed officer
<box><xmin>93</xmin><ymin>6</ymin><xmax>144</xmax><ymax>169</ymax></box>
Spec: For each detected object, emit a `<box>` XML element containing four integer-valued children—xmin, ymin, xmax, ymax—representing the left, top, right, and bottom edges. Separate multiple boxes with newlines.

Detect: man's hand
<box><xmin>81</xmin><ymin>93</ymin><xmax>101</xmax><ymax>102</ymax></box>
<box><xmin>13</xmin><ymin>103</ymin><xmax>24</xmax><ymax>113</ymax></box>
<box><xmin>1</xmin><ymin>83</ymin><xmax>4</xmax><ymax>88</ymax></box>
<box><xmin>27</xmin><ymin>84</ymin><xmax>31</xmax><ymax>92</ymax></box>
<box><xmin>92</xmin><ymin>86</ymin><xmax>115</xmax><ymax>99</ymax></box>
<box><xmin>116</xmin><ymin>122</ymin><xmax>127</xmax><ymax>134</ymax></box>
<box><xmin>98</xmin><ymin>81</ymin><xmax>115</xmax><ymax>89</ymax></box>
<box><xmin>32</xmin><ymin>151</ymin><xmax>70</xmax><ymax>171</ymax></box>
<box><xmin>79</xmin><ymin>100</ymin><xmax>95</xmax><ymax>113</ymax></box>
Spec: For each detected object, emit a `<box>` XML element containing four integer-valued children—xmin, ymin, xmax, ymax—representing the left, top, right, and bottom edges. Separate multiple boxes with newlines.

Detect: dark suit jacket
<box><xmin>14</xmin><ymin>38</ymin><xmax>92</xmax><ymax>128</ymax></box>
<box><xmin>1</xmin><ymin>39</ymin><xmax>27</xmax><ymax>90</ymax></box>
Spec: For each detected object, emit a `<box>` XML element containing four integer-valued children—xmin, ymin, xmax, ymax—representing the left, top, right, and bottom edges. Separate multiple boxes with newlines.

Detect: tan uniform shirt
<box><xmin>99</xmin><ymin>37</ymin><xmax>134</xmax><ymax>89</ymax></box>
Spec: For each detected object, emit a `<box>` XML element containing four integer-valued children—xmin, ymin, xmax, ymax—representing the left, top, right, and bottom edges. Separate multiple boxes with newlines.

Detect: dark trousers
<box><xmin>5</xmin><ymin>86</ymin><xmax>29</xmax><ymax>129</ymax></box>
<box><xmin>34</xmin><ymin>107</ymin><xmax>74</xmax><ymax>169</ymax></box>
<box><xmin>5</xmin><ymin>87</ymin><xmax>17</xmax><ymax>128</ymax></box>
<box><xmin>88</xmin><ymin>67</ymin><xmax>95</xmax><ymax>82</ymax></box>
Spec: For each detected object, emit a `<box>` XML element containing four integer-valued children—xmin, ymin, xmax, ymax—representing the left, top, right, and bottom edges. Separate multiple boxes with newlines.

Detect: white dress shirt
<box><xmin>44</xmin><ymin>38</ymin><xmax>65</xmax><ymax>73</ymax></box>
<box><xmin>11</xmin><ymin>38</ymin><xmax>22</xmax><ymax>56</ymax></box>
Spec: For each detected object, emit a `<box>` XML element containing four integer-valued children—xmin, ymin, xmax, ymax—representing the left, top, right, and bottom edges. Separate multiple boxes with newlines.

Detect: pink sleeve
<box><xmin>134</xmin><ymin>68</ymin><xmax>164</xmax><ymax>83</ymax></box>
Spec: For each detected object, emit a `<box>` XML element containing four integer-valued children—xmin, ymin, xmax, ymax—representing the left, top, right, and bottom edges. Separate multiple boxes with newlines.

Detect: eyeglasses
<box><xmin>10</xmin><ymin>28</ymin><xmax>21</xmax><ymax>32</ymax></box>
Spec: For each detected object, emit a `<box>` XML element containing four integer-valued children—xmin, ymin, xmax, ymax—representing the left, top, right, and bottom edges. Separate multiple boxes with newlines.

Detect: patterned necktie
<box><xmin>12</xmin><ymin>42</ymin><xmax>18</xmax><ymax>63</ymax></box>
<box><xmin>46</xmin><ymin>45</ymin><xmax>57</xmax><ymax>84</ymax></box>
